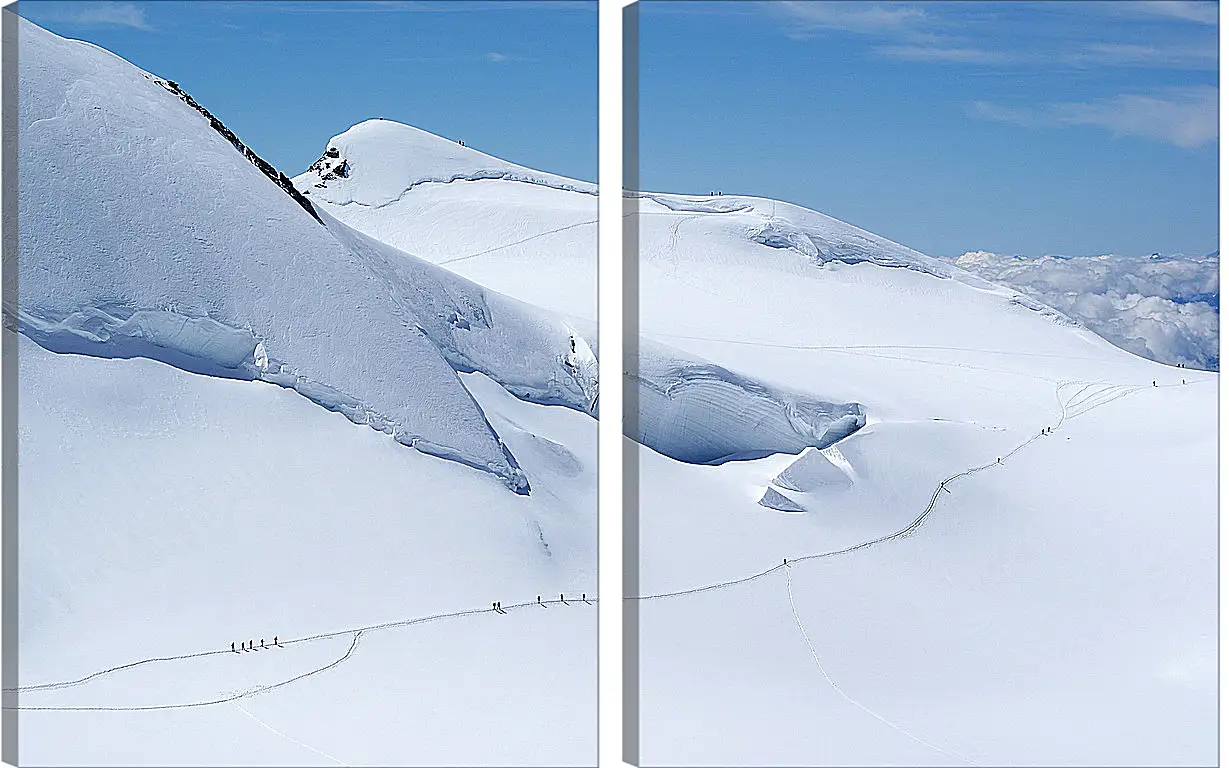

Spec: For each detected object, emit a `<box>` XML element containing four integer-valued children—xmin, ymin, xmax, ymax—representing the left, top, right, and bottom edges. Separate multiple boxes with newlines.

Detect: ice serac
<box><xmin>17</xmin><ymin>19</ymin><xmax>527</xmax><ymax>493</ymax></box>
<box><xmin>773</xmin><ymin>447</ymin><xmax>853</xmax><ymax>492</ymax></box>
<box><xmin>636</xmin><ymin>338</ymin><xmax>866</xmax><ymax>464</ymax></box>
<box><xmin>758</xmin><ymin>487</ymin><xmax>805</xmax><ymax>513</ymax></box>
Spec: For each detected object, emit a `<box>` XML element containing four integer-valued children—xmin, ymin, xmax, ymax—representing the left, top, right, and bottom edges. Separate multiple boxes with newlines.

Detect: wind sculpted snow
<box><xmin>17</xmin><ymin>19</ymin><xmax>531</xmax><ymax>491</ymax></box>
<box><xmin>320</xmin><ymin>210</ymin><xmax>600</xmax><ymax>415</ymax></box>
<box><xmin>631</xmin><ymin>165</ymin><xmax>1216</xmax><ymax>765</ymax></box>
<box><xmin>636</xmin><ymin>338</ymin><xmax>866</xmax><ymax>465</ymax></box>
<box><xmin>293</xmin><ymin>119</ymin><xmax>597</xmax><ymax>209</ymax></box>
<box><xmin>295</xmin><ymin>121</ymin><xmax>880</xmax><ymax>468</ymax></box>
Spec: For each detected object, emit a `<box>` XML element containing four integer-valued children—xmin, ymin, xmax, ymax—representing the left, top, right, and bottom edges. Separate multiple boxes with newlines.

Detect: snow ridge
<box><xmin>320</xmin><ymin>211</ymin><xmax>601</xmax><ymax>417</ymax></box>
<box><xmin>18</xmin><ymin>18</ymin><xmax>534</xmax><ymax>493</ymax></box>
<box><xmin>303</xmin><ymin>166</ymin><xmax>599</xmax><ymax>209</ymax></box>
<box><xmin>292</xmin><ymin>119</ymin><xmax>597</xmax><ymax>209</ymax></box>
<box><xmin>152</xmin><ymin>78</ymin><xmax>322</xmax><ymax>225</ymax></box>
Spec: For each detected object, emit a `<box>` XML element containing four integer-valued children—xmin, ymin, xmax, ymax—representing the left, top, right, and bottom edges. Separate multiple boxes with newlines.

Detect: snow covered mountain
<box><xmin>291</xmin><ymin>119</ymin><xmax>598</xmax><ymax>325</ymax></box>
<box><xmin>16</xmin><ymin>18</ymin><xmax>596</xmax><ymax>765</ymax></box>
<box><xmin>14</xmin><ymin>12</ymin><xmax>1217</xmax><ymax>767</ymax></box>
<box><xmin>628</xmin><ymin>192</ymin><xmax>1216</xmax><ymax>765</ymax></box>
<box><xmin>296</xmin><ymin>126</ymin><xmax>875</xmax><ymax>467</ymax></box>
<box><xmin>285</xmin><ymin>112</ymin><xmax>1217</xmax><ymax>765</ymax></box>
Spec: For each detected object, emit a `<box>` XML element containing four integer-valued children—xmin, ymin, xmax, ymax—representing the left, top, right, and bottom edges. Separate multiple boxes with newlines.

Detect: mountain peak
<box><xmin>293</xmin><ymin>118</ymin><xmax>595</xmax><ymax>207</ymax></box>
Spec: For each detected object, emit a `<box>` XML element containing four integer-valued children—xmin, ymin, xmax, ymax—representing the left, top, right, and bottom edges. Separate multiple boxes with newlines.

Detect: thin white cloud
<box><xmin>774</xmin><ymin>1</ymin><xmax>932</xmax><ymax>38</ymax></box>
<box><xmin>1057</xmin><ymin>88</ymin><xmax>1218</xmax><ymax>148</ymax></box>
<box><xmin>1064</xmin><ymin>42</ymin><xmax>1218</xmax><ymax>70</ymax></box>
<box><xmin>970</xmin><ymin>87</ymin><xmax>1217</xmax><ymax>148</ymax></box>
<box><xmin>770</xmin><ymin>0</ymin><xmax>1218</xmax><ymax>75</ymax></box>
<box><xmin>232</xmin><ymin>1</ymin><xmax>593</xmax><ymax>14</ymax></box>
<box><xmin>1121</xmin><ymin>1</ymin><xmax>1219</xmax><ymax>25</ymax></box>
<box><xmin>45</xmin><ymin>2</ymin><xmax>154</xmax><ymax>30</ymax></box>
<box><xmin>967</xmin><ymin>100</ymin><xmax>1039</xmax><ymax>127</ymax></box>
<box><xmin>486</xmin><ymin>52</ymin><xmax>509</xmax><ymax>62</ymax></box>
<box><xmin>875</xmin><ymin>45</ymin><xmax>1008</xmax><ymax>63</ymax></box>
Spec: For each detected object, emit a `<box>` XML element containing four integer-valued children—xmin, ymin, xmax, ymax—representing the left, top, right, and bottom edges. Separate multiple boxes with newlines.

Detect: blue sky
<box><xmin>20</xmin><ymin>1</ymin><xmax>597</xmax><ymax>180</ymax></box>
<box><xmin>637</xmin><ymin>1</ymin><xmax>1218</xmax><ymax>258</ymax></box>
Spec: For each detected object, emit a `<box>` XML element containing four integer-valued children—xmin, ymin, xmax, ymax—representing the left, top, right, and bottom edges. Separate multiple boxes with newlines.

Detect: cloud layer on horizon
<box><xmin>946</xmin><ymin>250</ymin><xmax>1219</xmax><ymax>370</ymax></box>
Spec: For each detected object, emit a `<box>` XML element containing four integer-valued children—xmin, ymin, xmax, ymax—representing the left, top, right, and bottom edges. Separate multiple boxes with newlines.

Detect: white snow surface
<box><xmin>297</xmin><ymin>121</ymin><xmax>875</xmax><ymax>466</ymax></box>
<box><xmin>631</xmin><ymin>191</ymin><xmax>1217</xmax><ymax>765</ymax></box>
<box><xmin>318</xmin><ymin>208</ymin><xmax>599</xmax><ymax>415</ymax></box>
<box><xmin>293</xmin><ymin>118</ymin><xmax>596</xmax><ymax>208</ymax></box>
<box><xmin>294</xmin><ymin>122</ymin><xmax>599</xmax><ymax>322</ymax></box>
<box><xmin>17</xmin><ymin>337</ymin><xmax>596</xmax><ymax>766</ymax></box>
<box><xmin>16</xmin><ymin>18</ymin><xmax>596</xmax><ymax>765</ymax></box>
<box><xmin>19</xmin><ymin>18</ymin><xmax>610</xmax><ymax>492</ymax></box>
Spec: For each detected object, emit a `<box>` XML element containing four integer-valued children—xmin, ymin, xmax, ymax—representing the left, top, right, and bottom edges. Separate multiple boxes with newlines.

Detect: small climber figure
<box><xmin>261</xmin><ymin>639</ymin><xmax>266</xmax><ymax>649</ymax></box>
<box><xmin>997</xmin><ymin>457</ymin><xmax>1001</xmax><ymax>463</ymax></box>
<box><xmin>273</xmin><ymin>636</ymin><xmax>279</xmax><ymax>647</ymax></box>
<box><xmin>570</xmin><ymin>336</ymin><xmax>576</xmax><ymax>353</ymax></box>
<box><xmin>1153</xmin><ymin>381</ymin><xmax>1158</xmax><ymax>387</ymax></box>
<box><xmin>231</xmin><ymin>641</ymin><xmax>237</xmax><ymax>653</ymax></box>
<box><xmin>560</xmin><ymin>592</ymin><xmax>567</xmax><ymax>604</ymax></box>
<box><xmin>1182</xmin><ymin>379</ymin><xmax>1186</xmax><ymax>385</ymax></box>
<box><xmin>582</xmin><ymin>593</ymin><xmax>587</xmax><ymax>602</ymax></box>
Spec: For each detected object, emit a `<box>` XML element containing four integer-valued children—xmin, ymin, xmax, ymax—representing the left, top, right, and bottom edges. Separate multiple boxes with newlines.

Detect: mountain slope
<box><xmin>16</xmin><ymin>18</ymin><xmax>596</xmax><ymax>765</ymax></box>
<box><xmin>18</xmin><ymin>336</ymin><xmax>597</xmax><ymax>766</ymax></box>
<box><xmin>629</xmin><ymin>191</ymin><xmax>1216</xmax><ymax>765</ymax></box>
<box><xmin>293</xmin><ymin>119</ymin><xmax>599</xmax><ymax>321</ymax></box>
<box><xmin>298</xmin><ymin>126</ymin><xmax>878</xmax><ymax>466</ymax></box>
<box><xmin>18</xmin><ymin>18</ymin><xmax>536</xmax><ymax>490</ymax></box>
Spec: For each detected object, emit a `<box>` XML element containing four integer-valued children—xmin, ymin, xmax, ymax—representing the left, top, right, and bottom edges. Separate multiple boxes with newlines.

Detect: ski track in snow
<box><xmin>632</xmin><ymin>375</ymin><xmax>1201</xmax><ymax>602</ymax></box>
<box><xmin>645</xmin><ymin>331</ymin><xmax>1168</xmax><ymax>385</ymax></box>
<box><xmin>10</xmin><ymin>632</ymin><xmax>364</xmax><ymax>712</ymax></box>
<box><xmin>235</xmin><ymin>702</ymin><xmax>349</xmax><ymax>767</ymax></box>
<box><xmin>784</xmin><ymin>566</ymin><xmax>982</xmax><ymax>767</ymax></box>
<box><xmin>651</xmin><ymin>333</ymin><xmax>1161</xmax><ymax>366</ymax></box>
<box><xmin>7</xmin><ymin>598</ymin><xmax>596</xmax><ymax>709</ymax></box>
<box><xmin>436</xmin><ymin>218</ymin><xmax>598</xmax><ymax>266</ymax></box>
<box><xmin>10</xmin><ymin>376</ymin><xmax>1204</xmax><ymax>717</ymax></box>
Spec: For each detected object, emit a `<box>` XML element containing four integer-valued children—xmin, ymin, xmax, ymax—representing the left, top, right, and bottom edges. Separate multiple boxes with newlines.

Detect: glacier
<box><xmin>15</xmin><ymin>17</ymin><xmax>598</xmax><ymax>765</ymax></box>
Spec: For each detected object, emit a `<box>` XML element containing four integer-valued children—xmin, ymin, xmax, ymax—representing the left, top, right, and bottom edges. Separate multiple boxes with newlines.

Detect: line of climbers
<box><xmin>232</xmin><ymin>637</ymin><xmax>281</xmax><ymax>653</ymax></box>
<box><xmin>226</xmin><ymin>592</ymin><xmax>595</xmax><ymax>650</ymax></box>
